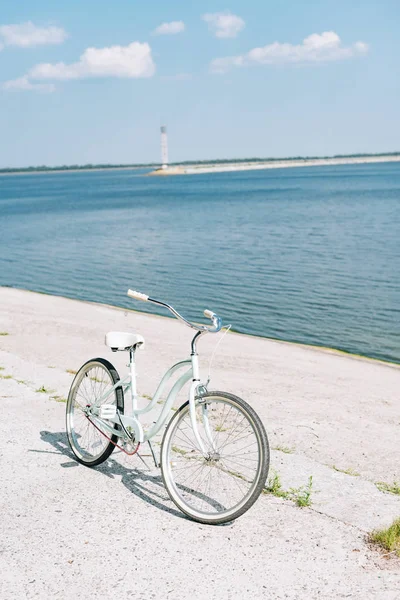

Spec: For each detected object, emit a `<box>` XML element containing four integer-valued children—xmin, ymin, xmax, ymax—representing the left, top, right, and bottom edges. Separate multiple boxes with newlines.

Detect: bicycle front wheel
<box><xmin>66</xmin><ymin>358</ymin><xmax>124</xmax><ymax>467</ymax></box>
<box><xmin>160</xmin><ymin>391</ymin><xmax>269</xmax><ymax>524</ymax></box>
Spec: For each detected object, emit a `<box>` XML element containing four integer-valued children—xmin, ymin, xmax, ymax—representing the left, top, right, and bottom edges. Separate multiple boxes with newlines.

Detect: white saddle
<box><xmin>105</xmin><ymin>331</ymin><xmax>145</xmax><ymax>351</ymax></box>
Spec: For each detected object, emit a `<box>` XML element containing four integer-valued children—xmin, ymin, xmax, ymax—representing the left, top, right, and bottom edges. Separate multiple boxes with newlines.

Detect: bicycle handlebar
<box><xmin>127</xmin><ymin>290</ymin><xmax>149</xmax><ymax>302</ymax></box>
<box><xmin>127</xmin><ymin>289</ymin><xmax>222</xmax><ymax>333</ymax></box>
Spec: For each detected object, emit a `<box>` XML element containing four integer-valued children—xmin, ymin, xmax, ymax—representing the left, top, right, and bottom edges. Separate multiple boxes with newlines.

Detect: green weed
<box><xmin>333</xmin><ymin>466</ymin><xmax>360</xmax><ymax>477</ymax></box>
<box><xmin>172</xmin><ymin>445</ymin><xmax>188</xmax><ymax>456</ymax></box>
<box><xmin>264</xmin><ymin>472</ymin><xmax>313</xmax><ymax>507</ymax></box>
<box><xmin>370</xmin><ymin>518</ymin><xmax>400</xmax><ymax>556</ymax></box>
<box><xmin>227</xmin><ymin>469</ymin><xmax>247</xmax><ymax>481</ymax></box>
<box><xmin>264</xmin><ymin>471</ymin><xmax>288</xmax><ymax>498</ymax></box>
<box><xmin>35</xmin><ymin>386</ymin><xmax>55</xmax><ymax>394</ymax></box>
<box><xmin>50</xmin><ymin>395</ymin><xmax>67</xmax><ymax>403</ymax></box>
<box><xmin>289</xmin><ymin>476</ymin><xmax>313</xmax><ymax>507</ymax></box>
<box><xmin>215</xmin><ymin>425</ymin><xmax>228</xmax><ymax>432</ymax></box>
<box><xmin>376</xmin><ymin>481</ymin><xmax>400</xmax><ymax>496</ymax></box>
<box><xmin>274</xmin><ymin>445</ymin><xmax>294</xmax><ymax>454</ymax></box>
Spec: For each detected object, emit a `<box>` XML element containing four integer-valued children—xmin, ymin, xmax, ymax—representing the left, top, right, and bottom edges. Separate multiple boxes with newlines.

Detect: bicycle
<box><xmin>66</xmin><ymin>289</ymin><xmax>270</xmax><ymax>524</ymax></box>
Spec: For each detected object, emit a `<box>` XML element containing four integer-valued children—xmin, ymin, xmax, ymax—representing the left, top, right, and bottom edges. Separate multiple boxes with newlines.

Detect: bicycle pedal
<box><xmin>99</xmin><ymin>405</ymin><xmax>117</xmax><ymax>419</ymax></box>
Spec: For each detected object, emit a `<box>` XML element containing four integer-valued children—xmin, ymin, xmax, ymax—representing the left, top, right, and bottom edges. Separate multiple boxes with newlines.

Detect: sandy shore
<box><xmin>149</xmin><ymin>155</ymin><xmax>400</xmax><ymax>176</ymax></box>
<box><xmin>0</xmin><ymin>287</ymin><xmax>399</xmax><ymax>599</ymax></box>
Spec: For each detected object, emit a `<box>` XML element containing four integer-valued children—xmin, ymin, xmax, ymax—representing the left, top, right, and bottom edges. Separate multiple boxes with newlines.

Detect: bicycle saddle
<box><xmin>105</xmin><ymin>331</ymin><xmax>145</xmax><ymax>351</ymax></box>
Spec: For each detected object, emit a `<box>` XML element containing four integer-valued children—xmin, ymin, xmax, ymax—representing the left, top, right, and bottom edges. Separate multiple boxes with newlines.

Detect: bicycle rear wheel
<box><xmin>160</xmin><ymin>391</ymin><xmax>269</xmax><ymax>524</ymax></box>
<box><xmin>66</xmin><ymin>358</ymin><xmax>124</xmax><ymax>466</ymax></box>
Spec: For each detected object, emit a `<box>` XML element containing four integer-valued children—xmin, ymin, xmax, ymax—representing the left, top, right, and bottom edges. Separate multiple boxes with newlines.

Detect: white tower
<box><xmin>160</xmin><ymin>125</ymin><xmax>169</xmax><ymax>169</ymax></box>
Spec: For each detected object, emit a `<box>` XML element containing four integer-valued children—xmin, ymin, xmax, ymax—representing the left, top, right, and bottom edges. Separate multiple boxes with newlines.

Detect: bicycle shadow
<box><xmin>38</xmin><ymin>430</ymin><xmax>187</xmax><ymax>521</ymax></box>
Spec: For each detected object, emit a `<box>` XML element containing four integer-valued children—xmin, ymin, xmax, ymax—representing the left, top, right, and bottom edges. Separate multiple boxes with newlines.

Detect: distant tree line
<box><xmin>0</xmin><ymin>163</ymin><xmax>158</xmax><ymax>174</ymax></box>
<box><xmin>1</xmin><ymin>152</ymin><xmax>399</xmax><ymax>174</ymax></box>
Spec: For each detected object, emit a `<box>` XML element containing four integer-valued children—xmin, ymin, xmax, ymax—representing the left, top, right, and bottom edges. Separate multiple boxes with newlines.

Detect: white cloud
<box><xmin>153</xmin><ymin>21</ymin><xmax>185</xmax><ymax>35</ymax></box>
<box><xmin>3</xmin><ymin>76</ymin><xmax>55</xmax><ymax>93</ymax></box>
<box><xmin>30</xmin><ymin>41</ymin><xmax>155</xmax><ymax>80</ymax></box>
<box><xmin>211</xmin><ymin>31</ymin><xmax>369</xmax><ymax>73</ymax></box>
<box><xmin>202</xmin><ymin>11</ymin><xmax>245</xmax><ymax>39</ymax></box>
<box><xmin>0</xmin><ymin>21</ymin><xmax>67</xmax><ymax>48</ymax></box>
<box><xmin>3</xmin><ymin>41</ymin><xmax>155</xmax><ymax>91</ymax></box>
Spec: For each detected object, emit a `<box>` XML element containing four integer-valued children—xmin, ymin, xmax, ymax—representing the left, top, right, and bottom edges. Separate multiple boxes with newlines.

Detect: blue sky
<box><xmin>0</xmin><ymin>0</ymin><xmax>399</xmax><ymax>167</ymax></box>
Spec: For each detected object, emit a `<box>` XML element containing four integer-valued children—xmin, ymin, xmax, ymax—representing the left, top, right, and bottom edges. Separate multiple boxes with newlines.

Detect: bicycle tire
<box><xmin>66</xmin><ymin>358</ymin><xmax>124</xmax><ymax>467</ymax></box>
<box><xmin>160</xmin><ymin>391</ymin><xmax>269</xmax><ymax>524</ymax></box>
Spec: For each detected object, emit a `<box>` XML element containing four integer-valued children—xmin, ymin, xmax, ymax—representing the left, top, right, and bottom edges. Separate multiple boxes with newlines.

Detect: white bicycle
<box><xmin>66</xmin><ymin>290</ymin><xmax>270</xmax><ymax>524</ymax></box>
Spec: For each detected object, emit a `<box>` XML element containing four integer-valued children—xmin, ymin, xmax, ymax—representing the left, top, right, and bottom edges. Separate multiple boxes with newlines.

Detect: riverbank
<box><xmin>0</xmin><ymin>286</ymin><xmax>399</xmax><ymax>599</ymax></box>
<box><xmin>149</xmin><ymin>154</ymin><xmax>400</xmax><ymax>176</ymax></box>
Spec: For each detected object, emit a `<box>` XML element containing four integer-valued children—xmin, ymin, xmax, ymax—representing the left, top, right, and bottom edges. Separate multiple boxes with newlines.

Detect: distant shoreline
<box><xmin>149</xmin><ymin>155</ymin><xmax>400</xmax><ymax>176</ymax></box>
<box><xmin>0</xmin><ymin>165</ymin><xmax>152</xmax><ymax>177</ymax></box>
<box><xmin>1</xmin><ymin>152</ymin><xmax>400</xmax><ymax>177</ymax></box>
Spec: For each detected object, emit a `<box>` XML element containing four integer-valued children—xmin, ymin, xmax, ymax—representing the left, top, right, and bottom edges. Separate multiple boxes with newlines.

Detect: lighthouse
<box><xmin>160</xmin><ymin>126</ymin><xmax>169</xmax><ymax>169</ymax></box>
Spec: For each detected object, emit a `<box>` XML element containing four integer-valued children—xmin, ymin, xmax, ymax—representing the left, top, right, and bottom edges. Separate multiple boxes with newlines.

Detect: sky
<box><xmin>0</xmin><ymin>0</ymin><xmax>399</xmax><ymax>167</ymax></box>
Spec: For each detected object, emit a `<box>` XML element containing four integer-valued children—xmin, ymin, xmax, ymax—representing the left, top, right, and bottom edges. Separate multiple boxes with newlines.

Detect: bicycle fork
<box><xmin>189</xmin><ymin>352</ymin><xmax>216</xmax><ymax>455</ymax></box>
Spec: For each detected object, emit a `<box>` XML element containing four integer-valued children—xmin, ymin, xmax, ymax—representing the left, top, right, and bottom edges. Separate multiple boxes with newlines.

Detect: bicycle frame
<box><xmin>88</xmin><ymin>289</ymin><xmax>224</xmax><ymax>455</ymax></box>
<box><xmin>90</xmin><ymin>349</ymin><xmax>209</xmax><ymax>453</ymax></box>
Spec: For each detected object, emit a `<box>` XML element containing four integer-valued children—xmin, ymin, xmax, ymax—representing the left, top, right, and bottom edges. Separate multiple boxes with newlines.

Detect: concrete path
<box><xmin>0</xmin><ymin>288</ymin><xmax>399</xmax><ymax>599</ymax></box>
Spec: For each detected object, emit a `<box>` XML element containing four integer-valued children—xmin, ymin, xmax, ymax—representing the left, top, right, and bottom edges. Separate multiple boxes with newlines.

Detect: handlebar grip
<box><xmin>204</xmin><ymin>309</ymin><xmax>215</xmax><ymax>319</ymax></box>
<box><xmin>127</xmin><ymin>289</ymin><xmax>149</xmax><ymax>302</ymax></box>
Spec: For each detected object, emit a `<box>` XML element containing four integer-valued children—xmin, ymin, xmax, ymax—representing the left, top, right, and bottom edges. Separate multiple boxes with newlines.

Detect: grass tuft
<box><xmin>274</xmin><ymin>445</ymin><xmax>294</xmax><ymax>454</ymax></box>
<box><xmin>35</xmin><ymin>386</ymin><xmax>55</xmax><ymax>394</ymax></box>
<box><xmin>227</xmin><ymin>469</ymin><xmax>247</xmax><ymax>481</ymax></box>
<box><xmin>0</xmin><ymin>374</ymin><xmax>13</xmax><ymax>380</ymax></box>
<box><xmin>0</xmin><ymin>332</ymin><xmax>9</xmax><ymax>336</ymax></box>
<box><xmin>264</xmin><ymin>471</ymin><xmax>288</xmax><ymax>498</ymax></box>
<box><xmin>215</xmin><ymin>425</ymin><xmax>228</xmax><ymax>432</ymax></box>
<box><xmin>370</xmin><ymin>518</ymin><xmax>400</xmax><ymax>556</ymax></box>
<box><xmin>66</xmin><ymin>369</ymin><xmax>77</xmax><ymax>375</ymax></box>
<box><xmin>289</xmin><ymin>476</ymin><xmax>313</xmax><ymax>507</ymax></box>
<box><xmin>264</xmin><ymin>472</ymin><xmax>313</xmax><ymax>507</ymax></box>
<box><xmin>333</xmin><ymin>465</ymin><xmax>360</xmax><ymax>477</ymax></box>
<box><xmin>172</xmin><ymin>445</ymin><xmax>188</xmax><ymax>456</ymax></box>
<box><xmin>376</xmin><ymin>481</ymin><xmax>400</xmax><ymax>496</ymax></box>
<box><xmin>50</xmin><ymin>395</ymin><xmax>67</xmax><ymax>403</ymax></box>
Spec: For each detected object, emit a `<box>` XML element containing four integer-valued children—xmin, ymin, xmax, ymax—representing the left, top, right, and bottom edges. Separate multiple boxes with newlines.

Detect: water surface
<box><xmin>1</xmin><ymin>163</ymin><xmax>399</xmax><ymax>363</ymax></box>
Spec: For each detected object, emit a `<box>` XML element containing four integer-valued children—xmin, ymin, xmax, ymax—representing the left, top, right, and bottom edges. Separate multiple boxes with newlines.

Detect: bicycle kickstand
<box><xmin>148</xmin><ymin>440</ymin><xmax>160</xmax><ymax>468</ymax></box>
<box><xmin>136</xmin><ymin>440</ymin><xmax>160</xmax><ymax>470</ymax></box>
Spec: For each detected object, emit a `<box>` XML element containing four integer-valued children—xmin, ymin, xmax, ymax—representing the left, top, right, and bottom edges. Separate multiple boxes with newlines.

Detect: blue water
<box><xmin>1</xmin><ymin>163</ymin><xmax>399</xmax><ymax>363</ymax></box>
